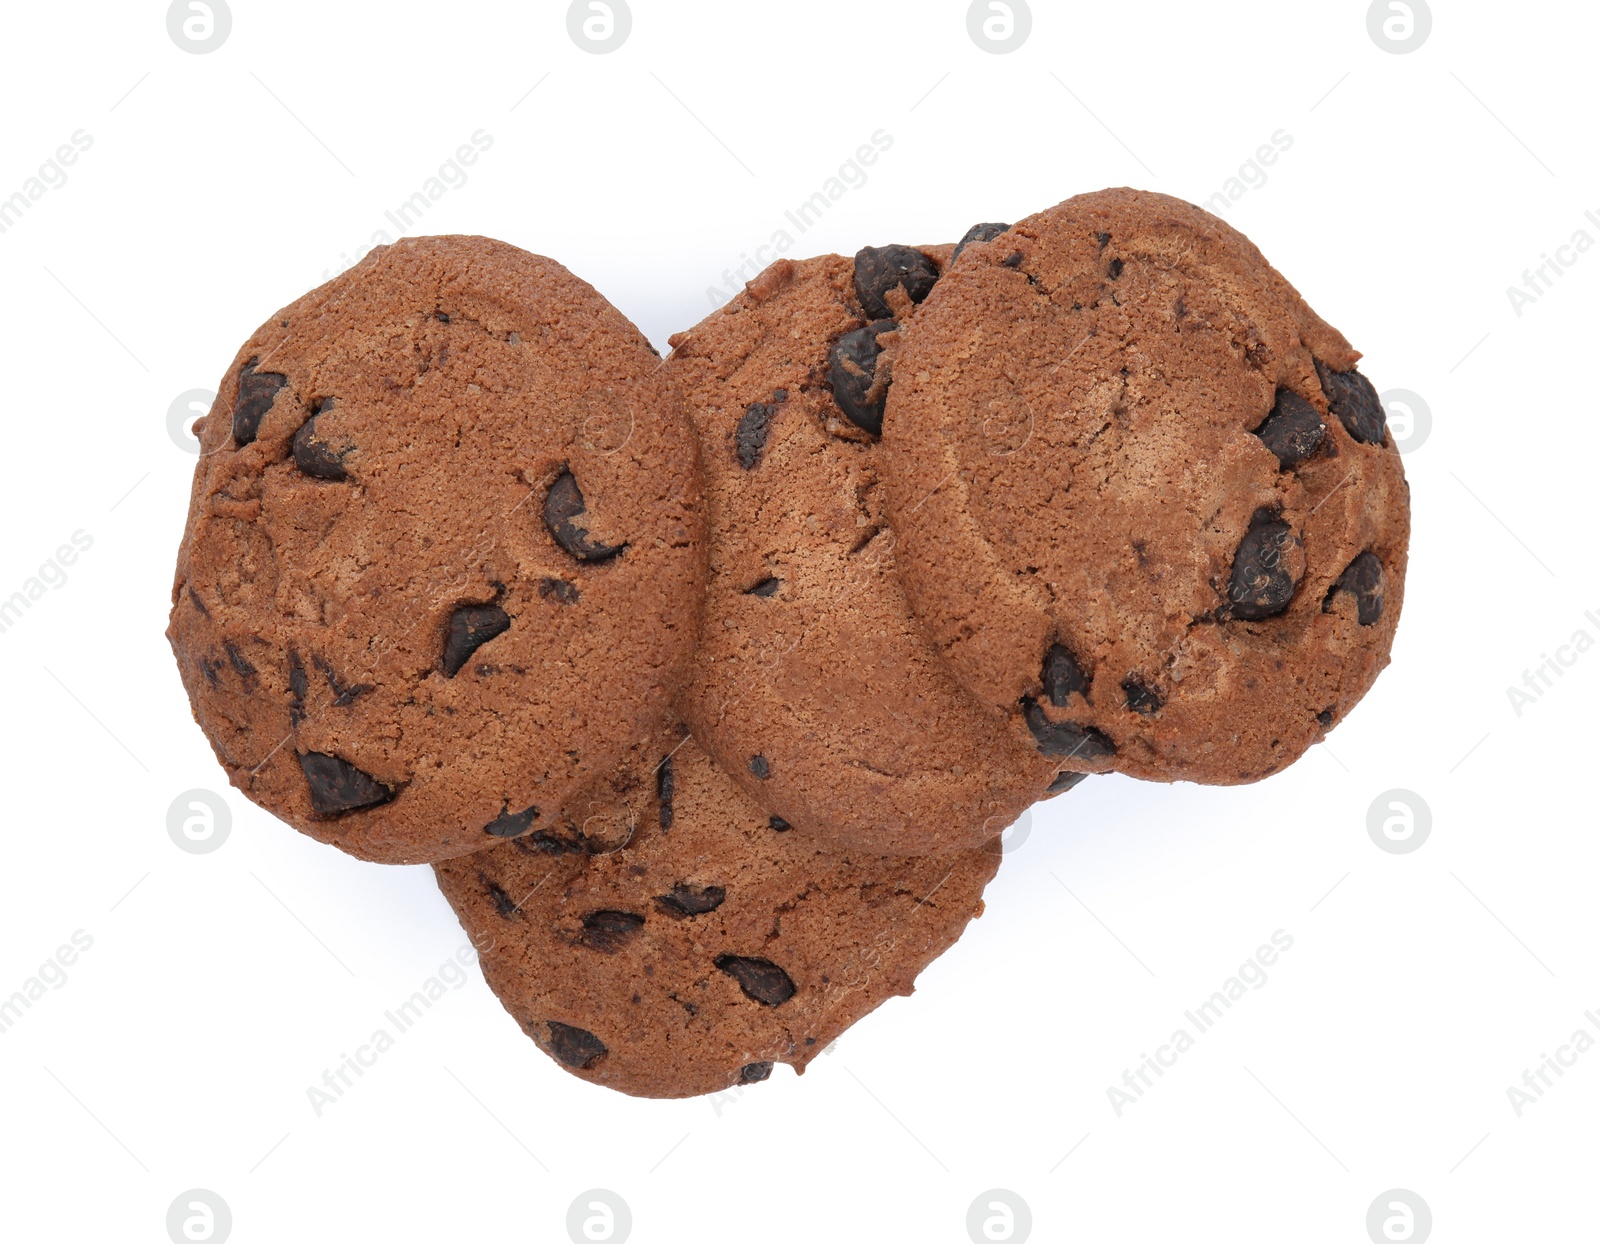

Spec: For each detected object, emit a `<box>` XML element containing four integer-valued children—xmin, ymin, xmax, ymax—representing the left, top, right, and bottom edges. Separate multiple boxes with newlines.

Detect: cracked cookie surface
<box><xmin>880</xmin><ymin>190</ymin><xmax>1410</xmax><ymax>784</ymax></box>
<box><xmin>168</xmin><ymin>236</ymin><xmax>705</xmax><ymax>863</ymax></box>
<box><xmin>665</xmin><ymin>251</ymin><xmax>1064</xmax><ymax>855</ymax></box>
<box><xmin>434</xmin><ymin>722</ymin><xmax>999</xmax><ymax>1098</ymax></box>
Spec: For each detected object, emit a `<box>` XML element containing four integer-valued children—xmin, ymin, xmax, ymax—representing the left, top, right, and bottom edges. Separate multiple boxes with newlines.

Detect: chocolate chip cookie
<box><xmin>880</xmin><ymin>190</ymin><xmax>1409</xmax><ymax>784</ymax></box>
<box><xmin>168</xmin><ymin>236</ymin><xmax>705</xmax><ymax>864</ymax></box>
<box><xmin>434</xmin><ymin>722</ymin><xmax>1000</xmax><ymax>1098</ymax></box>
<box><xmin>664</xmin><ymin>250</ymin><xmax>1065</xmax><ymax>855</ymax></box>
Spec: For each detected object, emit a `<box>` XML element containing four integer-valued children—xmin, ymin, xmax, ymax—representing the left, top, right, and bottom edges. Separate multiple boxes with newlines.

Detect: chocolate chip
<box><xmin>746</xmin><ymin>577</ymin><xmax>780</xmax><ymax>598</ymax></box>
<box><xmin>854</xmin><ymin>245</ymin><xmax>939</xmax><ymax>319</ymax></box>
<box><xmin>736</xmin><ymin>402</ymin><xmax>776</xmax><ymax>469</ymax></box>
<box><xmin>1002</xmin><ymin>251</ymin><xmax>1024</xmax><ymax>268</ymax></box>
<box><xmin>538</xmin><ymin>577</ymin><xmax>580</xmax><ymax>605</ymax></box>
<box><xmin>442</xmin><ymin>604</ymin><xmax>510</xmax><ymax>677</ymax></box>
<box><xmin>299</xmin><ymin>752</ymin><xmax>394</xmax><ymax>815</ymax></box>
<box><xmin>655</xmin><ymin>883</ymin><xmax>726</xmax><ymax>917</ymax></box>
<box><xmin>580</xmin><ymin>909</ymin><xmax>646</xmax><ymax>952</ymax></box>
<box><xmin>544</xmin><ymin>1020</ymin><xmax>606</xmax><ymax>1069</ymax></box>
<box><xmin>233</xmin><ymin>357</ymin><xmax>287</xmax><ymax>445</ymax></box>
<box><xmin>200</xmin><ymin>658</ymin><xmax>222</xmax><ymax>687</ymax></box>
<box><xmin>288</xmin><ymin>652</ymin><xmax>308</xmax><ymax>724</ymax></box>
<box><xmin>484</xmin><ymin>803</ymin><xmax>538</xmax><ymax>838</ymax></box>
<box><xmin>1108</xmin><ymin>257</ymin><xmax>1124</xmax><ymax>279</ymax></box>
<box><xmin>1041</xmin><ymin>644</ymin><xmax>1090</xmax><ymax>705</ymax></box>
<box><xmin>772</xmin><ymin>388</ymin><xmax>788</xmax><ymax>402</ymax></box>
<box><xmin>1046</xmin><ymin>770</ymin><xmax>1088</xmax><ymax>795</ymax></box>
<box><xmin>1123</xmin><ymin>677</ymin><xmax>1162</xmax><ymax>715</ymax></box>
<box><xmin>513</xmin><ymin>830</ymin><xmax>585</xmax><ymax>856</ymax></box>
<box><xmin>225</xmin><ymin>641</ymin><xmax>258</xmax><ymax>681</ymax></box>
<box><xmin>544</xmin><ymin>469</ymin><xmax>626</xmax><ymax>562</ymax></box>
<box><xmin>769</xmin><ymin>816</ymin><xmax>790</xmax><ymax>832</ymax></box>
<box><xmin>188</xmin><ymin>587</ymin><xmax>210</xmax><ymax>617</ymax></box>
<box><xmin>435</xmin><ymin>311</ymin><xmax>451</xmax><ymax>323</ymax></box>
<box><xmin>1324</xmin><ymin>551</ymin><xmax>1384</xmax><ymax>625</ymax></box>
<box><xmin>292</xmin><ymin>401</ymin><xmax>348</xmax><ymax>480</ymax></box>
<box><xmin>481</xmin><ymin>873</ymin><xmax>519</xmax><ymax>918</ymax></box>
<box><xmin>312</xmin><ymin>654</ymin><xmax>371</xmax><ymax>706</ymax></box>
<box><xmin>1228</xmin><ymin>510</ymin><xmax>1300</xmax><ymax>620</ymax></box>
<box><xmin>739</xmin><ymin>1061</ymin><xmax>773</xmax><ymax>1084</ymax></box>
<box><xmin>1095</xmin><ymin>231</ymin><xmax>1111</xmax><ymax>248</ymax></box>
<box><xmin>1315</xmin><ymin>361</ymin><xmax>1387</xmax><ymax>445</ymax></box>
<box><xmin>1020</xmin><ymin>697</ymin><xmax>1117</xmax><ymax>760</ymax></box>
<box><xmin>951</xmin><ymin>222</ymin><xmax>1010</xmax><ymax>263</ymax></box>
<box><xmin>1316</xmin><ymin>708</ymin><xmax>1335</xmax><ymax>728</ymax></box>
<box><xmin>715</xmin><ymin>955</ymin><xmax>796</xmax><ymax>1006</ymax></box>
<box><xmin>749</xmin><ymin>755</ymin><xmax>770</xmax><ymax>779</ymax></box>
<box><xmin>1254</xmin><ymin>390</ymin><xmax>1328</xmax><ymax>468</ymax></box>
<box><xmin>657</xmin><ymin>755</ymin><xmax>674</xmax><ymax>829</ymax></box>
<box><xmin>828</xmin><ymin>321</ymin><xmax>896</xmax><ymax>436</ymax></box>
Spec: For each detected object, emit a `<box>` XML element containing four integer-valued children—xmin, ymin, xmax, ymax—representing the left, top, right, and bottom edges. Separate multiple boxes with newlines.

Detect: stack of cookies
<box><xmin>168</xmin><ymin>189</ymin><xmax>1409</xmax><ymax>1098</ymax></box>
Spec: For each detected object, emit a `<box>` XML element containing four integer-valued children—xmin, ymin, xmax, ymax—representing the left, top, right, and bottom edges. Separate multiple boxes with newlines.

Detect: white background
<box><xmin>1</xmin><ymin>1</ymin><xmax>1595</xmax><ymax>1240</ymax></box>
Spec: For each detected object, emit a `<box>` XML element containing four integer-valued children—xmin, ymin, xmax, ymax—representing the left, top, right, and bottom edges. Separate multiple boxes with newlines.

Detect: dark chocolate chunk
<box><xmin>1046</xmin><ymin>770</ymin><xmax>1088</xmax><ymax>795</ymax></box>
<box><xmin>1042</xmin><ymin>644</ymin><xmax>1090</xmax><ymax>706</ymax></box>
<box><xmin>772</xmin><ymin>388</ymin><xmax>788</xmax><ymax>402</ymax></box>
<box><xmin>544</xmin><ymin>1020</ymin><xmax>606</xmax><ymax>1069</ymax></box>
<box><xmin>292</xmin><ymin>400</ymin><xmax>348</xmax><ymax>479</ymax></box>
<box><xmin>312</xmin><ymin>654</ymin><xmax>371</xmax><ymax>706</ymax></box>
<box><xmin>513</xmin><ymin>829</ymin><xmax>586</xmax><ymax>856</ymax></box>
<box><xmin>538</xmin><ymin>577</ymin><xmax>580</xmax><ymax>605</ymax></box>
<box><xmin>736</xmin><ymin>402</ymin><xmax>776</xmax><ymax>469</ymax></box>
<box><xmin>1227</xmin><ymin>510</ymin><xmax>1299</xmax><ymax>620</ymax></box>
<box><xmin>854</xmin><ymin>244</ymin><xmax>939</xmax><ymax>319</ymax></box>
<box><xmin>442</xmin><ymin>604</ymin><xmax>510</xmax><ymax>677</ymax></box>
<box><xmin>580</xmin><ymin>909</ymin><xmax>646</xmax><ymax>952</ymax></box>
<box><xmin>715</xmin><ymin>955</ymin><xmax>796</xmax><ymax>1006</ymax></box>
<box><xmin>287</xmin><ymin>652</ymin><xmax>308</xmax><ymax>723</ymax></box>
<box><xmin>746</xmin><ymin>577</ymin><xmax>781</xmax><ymax>598</ymax></box>
<box><xmin>299</xmin><ymin>752</ymin><xmax>394</xmax><ymax>815</ymax></box>
<box><xmin>739</xmin><ymin>1061</ymin><xmax>773</xmax><ymax>1084</ymax></box>
<box><xmin>1002</xmin><ymin>251</ymin><xmax>1024</xmax><ymax>268</ymax></box>
<box><xmin>1316</xmin><ymin>708</ymin><xmax>1335</xmax><ymax>728</ymax></box>
<box><xmin>1095</xmin><ymin>231</ymin><xmax>1111</xmax><ymax>247</ymax></box>
<box><xmin>233</xmin><ymin>357</ymin><xmax>287</xmax><ymax>445</ymax></box>
<box><xmin>1122</xmin><ymin>677</ymin><xmax>1163</xmax><ymax>715</ymax></box>
<box><xmin>1315</xmin><ymin>361</ymin><xmax>1387</xmax><ymax>445</ymax></box>
<box><xmin>1324</xmin><ymin>551</ymin><xmax>1384</xmax><ymax>625</ymax></box>
<box><xmin>481</xmin><ymin>873</ymin><xmax>519</xmax><ymax>919</ymax></box>
<box><xmin>951</xmin><ymin>222</ymin><xmax>1010</xmax><ymax>263</ymax></box>
<box><xmin>749</xmin><ymin>755</ymin><xmax>770</xmax><ymax>780</ymax></box>
<box><xmin>188</xmin><ymin>587</ymin><xmax>210</xmax><ymax>617</ymax></box>
<box><xmin>655</xmin><ymin>883</ymin><xmax>727</xmax><ymax>917</ymax></box>
<box><xmin>225</xmin><ymin>641</ymin><xmax>258</xmax><ymax>681</ymax></box>
<box><xmin>769</xmin><ymin>816</ymin><xmax>790</xmax><ymax>832</ymax></box>
<box><xmin>543</xmin><ymin>469</ymin><xmax>626</xmax><ymax>562</ymax></box>
<box><xmin>1108</xmin><ymin>257</ymin><xmax>1124</xmax><ymax>279</ymax></box>
<box><xmin>1020</xmin><ymin>697</ymin><xmax>1117</xmax><ymax>760</ymax></box>
<box><xmin>484</xmin><ymin>803</ymin><xmax>538</xmax><ymax>838</ymax></box>
<box><xmin>1254</xmin><ymin>390</ymin><xmax>1328</xmax><ymax>468</ymax></box>
<box><xmin>657</xmin><ymin>754</ymin><xmax>675</xmax><ymax>829</ymax></box>
<box><xmin>827</xmin><ymin>320</ymin><xmax>896</xmax><ymax>436</ymax></box>
<box><xmin>199</xmin><ymin>658</ymin><xmax>222</xmax><ymax>687</ymax></box>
